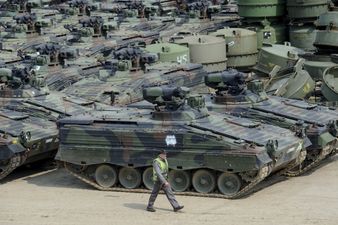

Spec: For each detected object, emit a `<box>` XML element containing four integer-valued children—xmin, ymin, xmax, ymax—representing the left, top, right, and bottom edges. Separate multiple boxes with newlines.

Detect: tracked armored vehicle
<box><xmin>204</xmin><ymin>69</ymin><xmax>338</xmax><ymax>175</ymax></box>
<box><xmin>56</xmin><ymin>87</ymin><xmax>305</xmax><ymax>198</ymax></box>
<box><xmin>0</xmin><ymin>111</ymin><xmax>58</xmax><ymax>179</ymax></box>
<box><xmin>0</xmin><ymin>65</ymin><xmax>101</xmax><ymax>179</ymax></box>
<box><xmin>62</xmin><ymin>47</ymin><xmax>207</xmax><ymax>105</ymax></box>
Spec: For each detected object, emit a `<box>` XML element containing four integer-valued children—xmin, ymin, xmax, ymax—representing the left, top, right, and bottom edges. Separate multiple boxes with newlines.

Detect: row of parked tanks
<box><xmin>1</xmin><ymin>0</ymin><xmax>338</xmax><ymax>199</ymax></box>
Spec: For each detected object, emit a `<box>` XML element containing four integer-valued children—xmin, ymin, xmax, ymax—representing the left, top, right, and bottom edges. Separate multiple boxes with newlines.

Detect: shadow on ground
<box><xmin>2</xmin><ymin>155</ymin><xmax>337</xmax><ymax>198</ymax></box>
<box><xmin>0</xmin><ymin>160</ymin><xmax>56</xmax><ymax>184</ymax></box>
<box><xmin>124</xmin><ymin>203</ymin><xmax>172</xmax><ymax>212</ymax></box>
<box><xmin>25</xmin><ymin>168</ymin><xmax>94</xmax><ymax>190</ymax></box>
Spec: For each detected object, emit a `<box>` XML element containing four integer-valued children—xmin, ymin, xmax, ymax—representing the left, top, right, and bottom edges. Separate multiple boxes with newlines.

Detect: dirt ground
<box><xmin>0</xmin><ymin>156</ymin><xmax>338</xmax><ymax>225</ymax></box>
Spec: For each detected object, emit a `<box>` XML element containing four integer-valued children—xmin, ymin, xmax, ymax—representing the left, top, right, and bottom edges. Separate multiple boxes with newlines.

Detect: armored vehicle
<box><xmin>0</xmin><ymin>65</ymin><xmax>102</xmax><ymax>179</ymax></box>
<box><xmin>0</xmin><ymin>110</ymin><xmax>58</xmax><ymax>179</ymax></box>
<box><xmin>56</xmin><ymin>86</ymin><xmax>305</xmax><ymax>198</ymax></box>
<box><xmin>204</xmin><ymin>69</ymin><xmax>338</xmax><ymax>175</ymax></box>
<box><xmin>62</xmin><ymin>47</ymin><xmax>207</xmax><ymax>105</ymax></box>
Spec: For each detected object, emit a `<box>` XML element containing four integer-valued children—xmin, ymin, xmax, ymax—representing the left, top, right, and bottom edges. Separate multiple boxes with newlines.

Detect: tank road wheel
<box><xmin>192</xmin><ymin>169</ymin><xmax>216</xmax><ymax>193</ymax></box>
<box><xmin>142</xmin><ymin>167</ymin><xmax>154</xmax><ymax>190</ymax></box>
<box><xmin>119</xmin><ymin>167</ymin><xmax>142</xmax><ymax>189</ymax></box>
<box><xmin>95</xmin><ymin>165</ymin><xmax>118</xmax><ymax>188</ymax></box>
<box><xmin>0</xmin><ymin>154</ymin><xmax>22</xmax><ymax>180</ymax></box>
<box><xmin>168</xmin><ymin>170</ymin><xmax>191</xmax><ymax>192</ymax></box>
<box><xmin>217</xmin><ymin>173</ymin><xmax>242</xmax><ymax>196</ymax></box>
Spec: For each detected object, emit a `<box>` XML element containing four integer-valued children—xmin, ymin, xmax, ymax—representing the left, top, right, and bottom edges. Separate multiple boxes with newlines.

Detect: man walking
<box><xmin>146</xmin><ymin>149</ymin><xmax>184</xmax><ymax>212</ymax></box>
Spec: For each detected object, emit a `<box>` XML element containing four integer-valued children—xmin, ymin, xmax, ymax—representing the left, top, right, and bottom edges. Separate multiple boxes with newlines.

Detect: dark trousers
<box><xmin>147</xmin><ymin>180</ymin><xmax>180</xmax><ymax>209</ymax></box>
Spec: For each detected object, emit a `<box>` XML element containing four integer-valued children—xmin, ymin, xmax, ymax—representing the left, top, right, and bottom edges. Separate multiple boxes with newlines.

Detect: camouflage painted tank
<box><xmin>0</xmin><ymin>64</ymin><xmax>102</xmax><ymax>179</ymax></box>
<box><xmin>0</xmin><ymin>109</ymin><xmax>58</xmax><ymax>179</ymax></box>
<box><xmin>62</xmin><ymin>47</ymin><xmax>207</xmax><ymax>105</ymax></box>
<box><xmin>204</xmin><ymin>69</ymin><xmax>338</xmax><ymax>175</ymax></box>
<box><xmin>56</xmin><ymin>86</ymin><xmax>305</xmax><ymax>198</ymax></box>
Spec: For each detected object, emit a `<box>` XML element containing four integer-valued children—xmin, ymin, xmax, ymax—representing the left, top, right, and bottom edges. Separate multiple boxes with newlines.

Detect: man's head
<box><xmin>159</xmin><ymin>149</ymin><xmax>167</xmax><ymax>159</ymax></box>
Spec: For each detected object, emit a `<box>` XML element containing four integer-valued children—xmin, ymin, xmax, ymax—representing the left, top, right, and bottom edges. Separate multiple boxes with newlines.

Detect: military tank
<box><xmin>56</xmin><ymin>86</ymin><xmax>305</xmax><ymax>198</ymax></box>
<box><xmin>62</xmin><ymin>47</ymin><xmax>207</xmax><ymax>105</ymax></box>
<box><xmin>204</xmin><ymin>69</ymin><xmax>338</xmax><ymax>175</ymax></box>
<box><xmin>0</xmin><ymin>110</ymin><xmax>58</xmax><ymax>179</ymax></box>
<box><xmin>0</xmin><ymin>64</ymin><xmax>102</xmax><ymax>180</ymax></box>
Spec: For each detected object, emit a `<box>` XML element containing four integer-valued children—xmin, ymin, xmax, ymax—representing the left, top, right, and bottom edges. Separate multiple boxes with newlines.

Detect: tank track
<box><xmin>284</xmin><ymin>146</ymin><xmax>335</xmax><ymax>177</ymax></box>
<box><xmin>63</xmin><ymin>161</ymin><xmax>301</xmax><ymax>199</ymax></box>
<box><xmin>0</xmin><ymin>152</ymin><xmax>27</xmax><ymax>180</ymax></box>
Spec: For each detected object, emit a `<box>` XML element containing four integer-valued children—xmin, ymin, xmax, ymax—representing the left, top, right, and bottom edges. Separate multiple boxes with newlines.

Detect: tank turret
<box><xmin>204</xmin><ymin>69</ymin><xmax>246</xmax><ymax>95</ymax></box>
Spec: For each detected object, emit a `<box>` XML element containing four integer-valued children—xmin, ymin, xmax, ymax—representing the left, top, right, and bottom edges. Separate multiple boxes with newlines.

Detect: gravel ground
<box><xmin>0</xmin><ymin>155</ymin><xmax>337</xmax><ymax>225</ymax></box>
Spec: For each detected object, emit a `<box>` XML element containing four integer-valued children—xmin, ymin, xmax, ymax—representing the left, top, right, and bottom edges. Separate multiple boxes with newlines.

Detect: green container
<box><xmin>316</xmin><ymin>11</ymin><xmax>338</xmax><ymax>27</ymax></box>
<box><xmin>289</xmin><ymin>25</ymin><xmax>317</xmax><ymax>51</ymax></box>
<box><xmin>322</xmin><ymin>66</ymin><xmax>338</xmax><ymax>101</ymax></box>
<box><xmin>255</xmin><ymin>43</ymin><xmax>305</xmax><ymax>75</ymax></box>
<box><xmin>226</xmin><ymin>54</ymin><xmax>258</xmax><ymax>69</ymax></box>
<box><xmin>145</xmin><ymin>43</ymin><xmax>190</xmax><ymax>64</ymax></box>
<box><xmin>210</xmin><ymin>28</ymin><xmax>258</xmax><ymax>68</ymax></box>
<box><xmin>270</xmin><ymin>69</ymin><xmax>315</xmax><ymax>99</ymax></box>
<box><xmin>302</xmin><ymin>53</ymin><xmax>337</xmax><ymax>81</ymax></box>
<box><xmin>314</xmin><ymin>30</ymin><xmax>338</xmax><ymax>49</ymax></box>
<box><xmin>238</xmin><ymin>0</ymin><xmax>286</xmax><ymax>18</ymax></box>
<box><xmin>210</xmin><ymin>28</ymin><xmax>258</xmax><ymax>55</ymax></box>
<box><xmin>246</xmin><ymin>22</ymin><xmax>287</xmax><ymax>49</ymax></box>
<box><xmin>174</xmin><ymin>35</ymin><xmax>227</xmax><ymax>72</ymax></box>
<box><xmin>287</xmin><ymin>0</ymin><xmax>328</xmax><ymax>19</ymax></box>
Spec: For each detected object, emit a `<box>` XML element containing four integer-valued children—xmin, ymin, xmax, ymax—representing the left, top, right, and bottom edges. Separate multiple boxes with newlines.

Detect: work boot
<box><xmin>173</xmin><ymin>205</ymin><xmax>184</xmax><ymax>212</ymax></box>
<box><xmin>146</xmin><ymin>207</ymin><xmax>156</xmax><ymax>212</ymax></box>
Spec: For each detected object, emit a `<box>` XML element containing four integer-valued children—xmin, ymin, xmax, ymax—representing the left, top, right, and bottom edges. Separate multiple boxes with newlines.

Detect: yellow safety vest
<box><xmin>152</xmin><ymin>157</ymin><xmax>169</xmax><ymax>182</ymax></box>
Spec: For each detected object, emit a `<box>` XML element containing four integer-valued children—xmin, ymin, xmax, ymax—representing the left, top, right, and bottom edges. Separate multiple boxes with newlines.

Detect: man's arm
<box><xmin>153</xmin><ymin>160</ymin><xmax>167</xmax><ymax>184</ymax></box>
